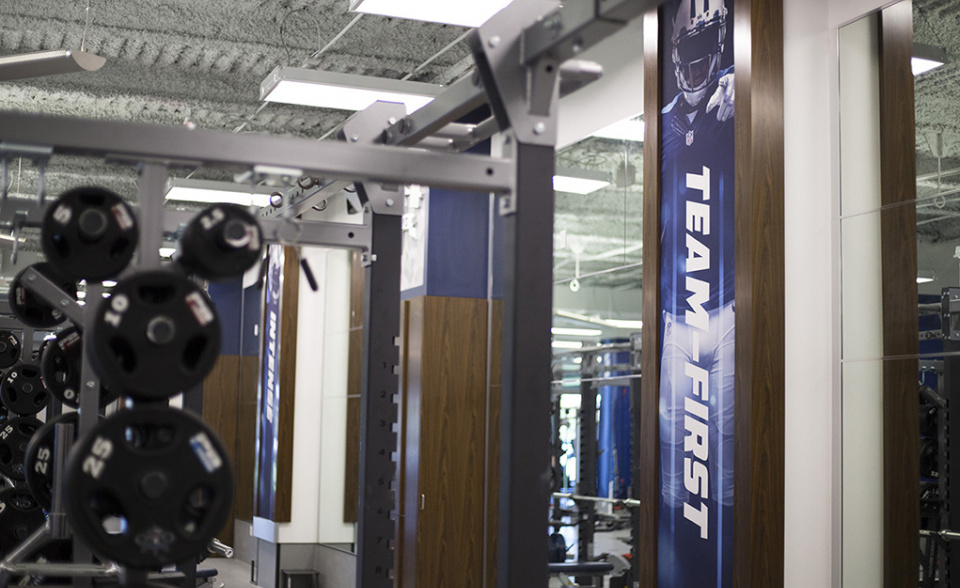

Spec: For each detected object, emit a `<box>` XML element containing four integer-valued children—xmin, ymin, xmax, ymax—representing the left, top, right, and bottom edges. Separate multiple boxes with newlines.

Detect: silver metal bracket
<box><xmin>341</xmin><ymin>102</ymin><xmax>410</xmax><ymax>217</ymax></box>
<box><xmin>469</xmin><ymin>0</ymin><xmax>562</xmax><ymax>146</ymax></box>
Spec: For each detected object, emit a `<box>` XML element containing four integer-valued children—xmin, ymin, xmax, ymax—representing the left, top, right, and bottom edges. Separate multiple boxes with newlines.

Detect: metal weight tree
<box><xmin>0</xmin><ymin>0</ymin><xmax>665</xmax><ymax>585</ymax></box>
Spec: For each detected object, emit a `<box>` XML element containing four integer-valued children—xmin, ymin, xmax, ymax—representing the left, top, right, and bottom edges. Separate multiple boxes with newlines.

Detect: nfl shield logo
<box><xmin>686</xmin><ymin>130</ymin><xmax>694</xmax><ymax>146</ymax></box>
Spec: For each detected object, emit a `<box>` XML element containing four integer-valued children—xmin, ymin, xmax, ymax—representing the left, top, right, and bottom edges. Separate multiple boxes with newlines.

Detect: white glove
<box><xmin>706</xmin><ymin>73</ymin><xmax>735</xmax><ymax>122</ymax></box>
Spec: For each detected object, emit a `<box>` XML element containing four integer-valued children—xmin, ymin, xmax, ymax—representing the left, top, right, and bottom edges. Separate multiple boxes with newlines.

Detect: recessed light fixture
<box><xmin>552</xmin><ymin>340</ymin><xmax>584</xmax><ymax>350</ymax></box>
<box><xmin>553</xmin><ymin>167</ymin><xmax>612</xmax><ymax>195</ymax></box>
<box><xmin>159</xmin><ymin>247</ymin><xmax>178</xmax><ymax>259</ymax></box>
<box><xmin>913</xmin><ymin>43</ymin><xmax>948</xmax><ymax>76</ymax></box>
<box><xmin>0</xmin><ymin>49</ymin><xmax>106</xmax><ymax>82</ymax></box>
<box><xmin>165</xmin><ymin>179</ymin><xmax>275</xmax><ymax>208</ymax></box>
<box><xmin>260</xmin><ymin>67</ymin><xmax>441</xmax><ymax>113</ymax></box>
<box><xmin>592</xmin><ymin>116</ymin><xmax>645</xmax><ymax>142</ymax></box>
<box><xmin>551</xmin><ymin>327</ymin><xmax>603</xmax><ymax>337</ymax></box>
<box><xmin>349</xmin><ymin>0</ymin><xmax>513</xmax><ymax>27</ymax></box>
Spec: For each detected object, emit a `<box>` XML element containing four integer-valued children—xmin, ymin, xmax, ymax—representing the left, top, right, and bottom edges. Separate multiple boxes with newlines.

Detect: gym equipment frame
<box><xmin>0</xmin><ymin>0</ymin><xmax>667</xmax><ymax>586</ymax></box>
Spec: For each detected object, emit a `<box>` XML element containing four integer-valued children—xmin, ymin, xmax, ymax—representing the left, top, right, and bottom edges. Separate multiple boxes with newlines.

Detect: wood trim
<box><xmin>400</xmin><ymin>298</ymin><xmax>423</xmax><ymax>588</ymax></box>
<box><xmin>274</xmin><ymin>245</ymin><xmax>300</xmax><ymax>522</ymax></box>
<box><xmin>732</xmin><ymin>0</ymin><xmax>785</xmax><ymax>586</ymax></box>
<box><xmin>639</xmin><ymin>8</ymin><xmax>661</xmax><ymax>588</ymax></box>
<box><xmin>202</xmin><ymin>354</ymin><xmax>240</xmax><ymax>543</ymax></box>
<box><xmin>877</xmin><ymin>3</ymin><xmax>920</xmax><ymax>586</ymax></box>
<box><xmin>486</xmin><ymin>299</ymin><xmax>503</xmax><ymax>588</ymax></box>
<box><xmin>236</xmin><ymin>355</ymin><xmax>260</xmax><ymax>521</ymax></box>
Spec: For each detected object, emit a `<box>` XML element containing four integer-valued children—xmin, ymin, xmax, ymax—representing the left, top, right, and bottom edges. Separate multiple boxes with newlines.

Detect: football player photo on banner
<box><xmin>658</xmin><ymin>0</ymin><xmax>735</xmax><ymax>587</ymax></box>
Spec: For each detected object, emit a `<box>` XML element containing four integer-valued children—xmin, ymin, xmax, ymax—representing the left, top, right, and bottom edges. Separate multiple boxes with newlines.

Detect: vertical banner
<box><xmin>255</xmin><ymin>244</ymin><xmax>284</xmax><ymax>520</ymax></box>
<box><xmin>658</xmin><ymin>0</ymin><xmax>735</xmax><ymax>586</ymax></box>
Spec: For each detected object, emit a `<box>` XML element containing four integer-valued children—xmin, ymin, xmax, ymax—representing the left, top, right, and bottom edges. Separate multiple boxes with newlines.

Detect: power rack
<box><xmin>0</xmin><ymin>0</ymin><xmax>664</xmax><ymax>585</ymax></box>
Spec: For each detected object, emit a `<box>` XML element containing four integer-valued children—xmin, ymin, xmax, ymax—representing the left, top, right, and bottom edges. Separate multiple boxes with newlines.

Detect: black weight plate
<box><xmin>41</xmin><ymin>186</ymin><xmax>139</xmax><ymax>281</ymax></box>
<box><xmin>178</xmin><ymin>204</ymin><xmax>263</xmax><ymax>281</ymax></box>
<box><xmin>0</xmin><ymin>331</ymin><xmax>21</xmax><ymax>369</ymax></box>
<box><xmin>24</xmin><ymin>412</ymin><xmax>81</xmax><ymax>511</ymax></box>
<box><xmin>0</xmin><ymin>417</ymin><xmax>43</xmax><ymax>481</ymax></box>
<box><xmin>90</xmin><ymin>271</ymin><xmax>221</xmax><ymax>400</ymax></box>
<box><xmin>0</xmin><ymin>363</ymin><xmax>49</xmax><ymax>416</ymax></box>
<box><xmin>64</xmin><ymin>407</ymin><xmax>233</xmax><ymax>569</ymax></box>
<box><xmin>9</xmin><ymin>263</ymin><xmax>78</xmax><ymax>329</ymax></box>
<box><xmin>40</xmin><ymin>328</ymin><xmax>118</xmax><ymax>409</ymax></box>
<box><xmin>0</xmin><ymin>488</ymin><xmax>45</xmax><ymax>557</ymax></box>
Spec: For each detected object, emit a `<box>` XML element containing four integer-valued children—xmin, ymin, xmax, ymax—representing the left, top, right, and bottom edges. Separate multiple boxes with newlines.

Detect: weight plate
<box><xmin>90</xmin><ymin>271</ymin><xmax>221</xmax><ymax>400</ymax></box>
<box><xmin>64</xmin><ymin>407</ymin><xmax>233</xmax><ymax>569</ymax></box>
<box><xmin>0</xmin><ymin>363</ymin><xmax>49</xmax><ymax>416</ymax></box>
<box><xmin>178</xmin><ymin>204</ymin><xmax>263</xmax><ymax>281</ymax></box>
<box><xmin>9</xmin><ymin>264</ymin><xmax>78</xmax><ymax>329</ymax></box>
<box><xmin>40</xmin><ymin>328</ymin><xmax>118</xmax><ymax>409</ymax></box>
<box><xmin>24</xmin><ymin>412</ymin><xmax>81</xmax><ymax>511</ymax></box>
<box><xmin>0</xmin><ymin>417</ymin><xmax>43</xmax><ymax>481</ymax></box>
<box><xmin>0</xmin><ymin>331</ymin><xmax>21</xmax><ymax>369</ymax></box>
<box><xmin>0</xmin><ymin>488</ymin><xmax>46</xmax><ymax>557</ymax></box>
<box><xmin>41</xmin><ymin>186</ymin><xmax>139</xmax><ymax>281</ymax></box>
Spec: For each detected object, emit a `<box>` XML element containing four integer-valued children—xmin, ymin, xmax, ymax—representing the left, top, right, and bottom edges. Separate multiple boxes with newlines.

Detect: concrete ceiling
<box><xmin>0</xmin><ymin>0</ymin><xmax>645</xmax><ymax>326</ymax></box>
<box><xmin>915</xmin><ymin>0</ymin><xmax>960</xmax><ymax>243</ymax></box>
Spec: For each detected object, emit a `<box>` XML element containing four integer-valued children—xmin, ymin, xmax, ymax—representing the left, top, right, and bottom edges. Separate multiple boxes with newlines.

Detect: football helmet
<box><xmin>671</xmin><ymin>0</ymin><xmax>728</xmax><ymax>105</ymax></box>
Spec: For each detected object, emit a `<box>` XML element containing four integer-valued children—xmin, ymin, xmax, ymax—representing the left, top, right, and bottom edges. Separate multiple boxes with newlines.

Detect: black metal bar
<box><xmin>943</xmin><ymin>289</ymin><xmax>959</xmax><ymax>585</ymax></box>
<box><xmin>577</xmin><ymin>363</ymin><xmax>597</xmax><ymax>587</ymax></box>
<box><xmin>137</xmin><ymin>162</ymin><xmax>167</xmax><ymax>270</ymax></box>
<box><xmin>497</xmin><ymin>141</ymin><xmax>555</xmax><ymax>588</ymax></box>
<box><xmin>630</xmin><ymin>366</ymin><xmax>642</xmax><ymax>585</ymax></box>
<box><xmin>355</xmin><ymin>211</ymin><xmax>402</xmax><ymax>588</ymax></box>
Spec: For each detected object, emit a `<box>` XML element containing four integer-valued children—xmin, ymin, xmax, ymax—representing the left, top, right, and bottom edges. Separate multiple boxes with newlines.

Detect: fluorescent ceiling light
<box><xmin>261</xmin><ymin>67</ymin><xmax>441</xmax><ymax>113</ymax></box>
<box><xmin>605</xmin><ymin>319</ymin><xmax>644</xmax><ymax>329</ymax></box>
<box><xmin>159</xmin><ymin>247</ymin><xmax>177</xmax><ymax>259</ymax></box>
<box><xmin>592</xmin><ymin>116</ymin><xmax>645</xmax><ymax>142</ymax></box>
<box><xmin>350</xmin><ymin>0</ymin><xmax>513</xmax><ymax>27</ymax></box>
<box><xmin>913</xmin><ymin>57</ymin><xmax>944</xmax><ymax>76</ymax></box>
<box><xmin>552</xmin><ymin>340</ymin><xmax>584</xmax><ymax>350</ymax></box>
<box><xmin>552</xmin><ymin>327</ymin><xmax>603</xmax><ymax>337</ymax></box>
<box><xmin>917</xmin><ymin>270</ymin><xmax>936</xmax><ymax>284</ymax></box>
<box><xmin>553</xmin><ymin>167</ymin><xmax>612</xmax><ymax>195</ymax></box>
<box><xmin>165</xmin><ymin>179</ymin><xmax>275</xmax><ymax>207</ymax></box>
<box><xmin>913</xmin><ymin>43</ymin><xmax>948</xmax><ymax>76</ymax></box>
<box><xmin>0</xmin><ymin>49</ymin><xmax>106</xmax><ymax>82</ymax></box>
<box><xmin>555</xmin><ymin>309</ymin><xmax>643</xmax><ymax>331</ymax></box>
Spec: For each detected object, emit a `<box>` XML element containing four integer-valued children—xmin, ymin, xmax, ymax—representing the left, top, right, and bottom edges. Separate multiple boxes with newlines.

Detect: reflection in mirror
<box><xmin>550</xmin><ymin>120</ymin><xmax>643</xmax><ymax>567</ymax></box>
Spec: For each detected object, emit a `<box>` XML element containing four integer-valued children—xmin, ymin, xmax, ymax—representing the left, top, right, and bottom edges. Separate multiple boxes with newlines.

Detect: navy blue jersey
<box><xmin>659</xmin><ymin>68</ymin><xmax>735</xmax><ymax>317</ymax></box>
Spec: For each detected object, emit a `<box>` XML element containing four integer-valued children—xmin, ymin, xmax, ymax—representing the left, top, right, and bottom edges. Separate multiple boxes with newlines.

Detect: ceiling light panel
<box><xmin>350</xmin><ymin>0</ymin><xmax>513</xmax><ymax>27</ymax></box>
<box><xmin>0</xmin><ymin>49</ymin><xmax>105</xmax><ymax>82</ymax></box>
<box><xmin>261</xmin><ymin>67</ymin><xmax>441</xmax><ymax>113</ymax></box>
<box><xmin>553</xmin><ymin>167</ymin><xmax>612</xmax><ymax>195</ymax></box>
<box><xmin>592</xmin><ymin>117</ymin><xmax>645</xmax><ymax>142</ymax></box>
<box><xmin>165</xmin><ymin>179</ymin><xmax>275</xmax><ymax>207</ymax></box>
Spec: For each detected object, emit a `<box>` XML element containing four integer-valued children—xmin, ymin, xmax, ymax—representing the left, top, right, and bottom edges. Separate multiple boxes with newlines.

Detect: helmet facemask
<box><xmin>672</xmin><ymin>17</ymin><xmax>726</xmax><ymax>96</ymax></box>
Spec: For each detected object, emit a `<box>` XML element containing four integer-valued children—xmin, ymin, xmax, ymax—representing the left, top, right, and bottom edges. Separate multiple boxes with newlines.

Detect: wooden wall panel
<box><xmin>413</xmin><ymin>296</ymin><xmax>489</xmax><ymax>587</ymax></box>
<box><xmin>732</xmin><ymin>0</ymin><xmax>785</xmax><ymax>586</ymax></box>
<box><xmin>639</xmin><ymin>9</ymin><xmax>661</xmax><ymax>588</ymax></box>
<box><xmin>400</xmin><ymin>299</ymin><xmax>423</xmax><ymax>588</ymax></box>
<box><xmin>274</xmin><ymin>246</ymin><xmax>300</xmax><ymax>522</ymax></box>
<box><xmin>485</xmin><ymin>299</ymin><xmax>502</xmax><ymax>588</ymax></box>
<box><xmin>344</xmin><ymin>250</ymin><xmax>365</xmax><ymax>522</ymax></box>
<box><xmin>878</xmin><ymin>3</ymin><xmax>920</xmax><ymax>586</ymax></box>
<box><xmin>202</xmin><ymin>354</ymin><xmax>240</xmax><ymax>544</ymax></box>
<box><xmin>236</xmin><ymin>355</ymin><xmax>260</xmax><ymax>522</ymax></box>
